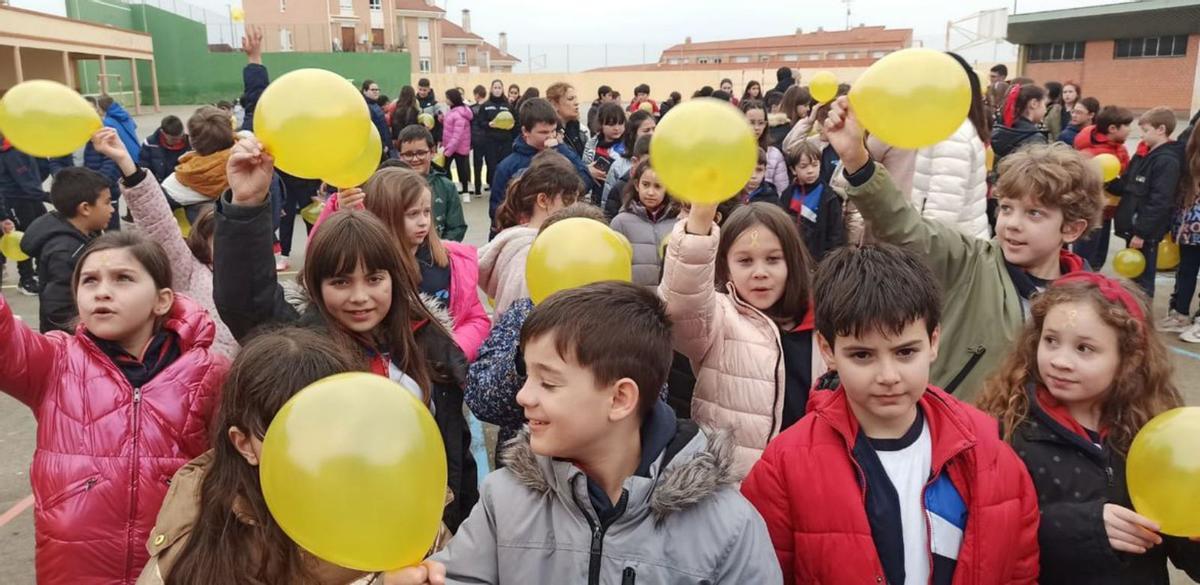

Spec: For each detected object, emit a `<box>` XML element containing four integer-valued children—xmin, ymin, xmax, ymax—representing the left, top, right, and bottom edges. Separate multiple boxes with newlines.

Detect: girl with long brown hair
<box><xmin>212</xmin><ymin>138</ymin><xmax>477</xmax><ymax>535</ymax></box>
<box><xmin>978</xmin><ymin>273</ymin><xmax>1200</xmax><ymax>584</ymax></box>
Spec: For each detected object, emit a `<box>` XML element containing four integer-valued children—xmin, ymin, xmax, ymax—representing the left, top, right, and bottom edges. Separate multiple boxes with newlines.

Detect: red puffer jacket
<box><xmin>741</xmin><ymin>385</ymin><xmax>1040</xmax><ymax>584</ymax></box>
<box><xmin>0</xmin><ymin>294</ymin><xmax>228</xmax><ymax>585</ymax></box>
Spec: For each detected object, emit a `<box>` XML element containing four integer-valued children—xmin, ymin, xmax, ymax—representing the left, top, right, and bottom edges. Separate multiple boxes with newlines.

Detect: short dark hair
<box><xmin>446</xmin><ymin>88</ymin><xmax>465</xmax><ymax>108</ymax></box>
<box><xmin>520</xmin><ymin>281</ymin><xmax>672</xmax><ymax>419</ymax></box>
<box><xmin>519</xmin><ymin>98</ymin><xmax>559</xmax><ymax>131</ymax></box>
<box><xmin>990</xmin><ymin>64</ymin><xmax>1008</xmax><ymax>77</ymax></box>
<box><xmin>361</xmin><ymin>79</ymin><xmax>378</xmax><ymax>91</ymax></box>
<box><xmin>418</xmin><ymin>78</ymin><xmax>431</xmax><ymax>88</ymax></box>
<box><xmin>598</xmin><ymin>85</ymin><xmax>613</xmax><ymax>98</ymax></box>
<box><xmin>814</xmin><ymin>243</ymin><xmax>941</xmax><ymax>347</ymax></box>
<box><xmin>51</xmin><ymin>167</ymin><xmax>110</xmax><ymax>217</ymax></box>
<box><xmin>634</xmin><ymin>83</ymin><xmax>650</xmax><ymax>95</ymax></box>
<box><xmin>97</xmin><ymin>94</ymin><xmax>115</xmax><ymax>112</ymax></box>
<box><xmin>776</xmin><ymin>66</ymin><xmax>792</xmax><ymax>81</ymax></box>
<box><xmin>1078</xmin><ymin>96</ymin><xmax>1101</xmax><ymax>116</ymax></box>
<box><xmin>596</xmin><ymin>102</ymin><xmax>626</xmax><ymax>127</ymax></box>
<box><xmin>785</xmin><ymin>140</ymin><xmax>822</xmax><ymax>168</ymax></box>
<box><xmin>473</xmin><ymin>84</ymin><xmax>487</xmax><ymax>98</ymax></box>
<box><xmin>185</xmin><ymin>205</ymin><xmax>216</xmax><ymax>265</ymax></box>
<box><xmin>160</xmin><ymin>115</ymin><xmax>184</xmax><ymax>137</ymax></box>
<box><xmin>397</xmin><ymin>124</ymin><xmax>435</xmax><ymax>149</ymax></box>
<box><xmin>720</xmin><ymin>78</ymin><xmax>733</xmax><ymax>86</ymax></box>
<box><xmin>710</xmin><ymin>90</ymin><xmax>731</xmax><ymax>102</ymax></box>
<box><xmin>764</xmin><ymin>90</ymin><xmax>784</xmax><ymax>110</ymax></box>
<box><xmin>1096</xmin><ymin>105</ymin><xmax>1135</xmax><ymax>133</ymax></box>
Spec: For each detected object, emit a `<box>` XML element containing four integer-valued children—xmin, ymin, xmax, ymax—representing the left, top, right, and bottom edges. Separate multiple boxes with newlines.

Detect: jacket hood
<box><xmin>477</xmin><ymin>225</ymin><xmax>536</xmax><ymax>280</ymax></box>
<box><xmin>21</xmin><ymin>212</ymin><xmax>90</xmax><ymax>258</ymax></box>
<box><xmin>452</xmin><ymin>104</ymin><xmax>474</xmax><ymax>120</ymax></box>
<box><xmin>767</xmin><ymin>112</ymin><xmax>791</xmax><ymax>127</ymax></box>
<box><xmin>992</xmin><ymin>118</ymin><xmax>1045</xmax><ymax>157</ymax></box>
<box><xmin>105</xmin><ymin>102</ymin><xmax>133</xmax><ymax>123</ymax></box>
<box><xmin>500</xmin><ymin>422</ymin><xmax>740</xmax><ymax>525</ymax></box>
<box><xmin>149</xmin><ymin>128</ymin><xmax>191</xmax><ymax>152</ymax></box>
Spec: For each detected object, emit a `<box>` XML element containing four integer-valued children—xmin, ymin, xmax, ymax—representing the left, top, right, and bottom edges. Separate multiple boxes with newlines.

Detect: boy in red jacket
<box><xmin>1072</xmin><ymin>105</ymin><xmax>1134</xmax><ymax>269</ymax></box>
<box><xmin>742</xmin><ymin>243</ymin><xmax>1040</xmax><ymax>585</ymax></box>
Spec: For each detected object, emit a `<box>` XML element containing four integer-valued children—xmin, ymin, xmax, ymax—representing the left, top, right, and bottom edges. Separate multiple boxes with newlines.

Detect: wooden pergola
<box><xmin>0</xmin><ymin>5</ymin><xmax>160</xmax><ymax>113</ymax></box>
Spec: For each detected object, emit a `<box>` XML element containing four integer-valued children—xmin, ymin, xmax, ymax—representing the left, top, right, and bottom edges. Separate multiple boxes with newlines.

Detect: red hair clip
<box><xmin>1053</xmin><ymin>272</ymin><xmax>1146</xmax><ymax>323</ymax></box>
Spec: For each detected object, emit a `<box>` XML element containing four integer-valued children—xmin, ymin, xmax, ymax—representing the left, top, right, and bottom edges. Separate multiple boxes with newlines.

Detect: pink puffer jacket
<box><xmin>441</xmin><ymin>105</ymin><xmax>474</xmax><ymax>157</ymax></box>
<box><xmin>0</xmin><ymin>293</ymin><xmax>228</xmax><ymax>585</ymax></box>
<box><xmin>659</xmin><ymin>221</ymin><xmax>825</xmax><ymax>474</ymax></box>
<box><xmin>444</xmin><ymin>241</ymin><xmax>492</xmax><ymax>361</ymax></box>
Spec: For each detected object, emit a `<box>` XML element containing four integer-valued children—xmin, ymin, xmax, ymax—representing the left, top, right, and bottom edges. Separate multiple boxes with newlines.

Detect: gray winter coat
<box><xmin>610</xmin><ymin>200</ymin><xmax>680</xmax><ymax>287</ymax></box>
<box><xmin>433</xmin><ymin>424</ymin><xmax>782</xmax><ymax>585</ymax></box>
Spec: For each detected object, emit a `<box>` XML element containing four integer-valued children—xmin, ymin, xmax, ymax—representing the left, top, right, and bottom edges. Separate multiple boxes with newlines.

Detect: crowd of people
<box><xmin>1</xmin><ymin>26</ymin><xmax>1199</xmax><ymax>584</ymax></box>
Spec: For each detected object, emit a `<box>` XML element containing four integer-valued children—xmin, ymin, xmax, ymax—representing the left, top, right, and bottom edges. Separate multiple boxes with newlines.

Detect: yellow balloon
<box><xmin>1127</xmin><ymin>407</ymin><xmax>1200</xmax><ymax>537</ymax></box>
<box><xmin>1158</xmin><ymin>237</ymin><xmax>1181</xmax><ymax>271</ymax></box>
<box><xmin>0</xmin><ymin>232</ymin><xmax>30</xmax><ymax>262</ymax></box>
<box><xmin>1092</xmin><ymin>153</ymin><xmax>1121</xmax><ymax>182</ymax></box>
<box><xmin>261</xmin><ymin>373</ymin><xmax>447</xmax><ymax>571</ymax></box>
<box><xmin>649</xmin><ymin>98</ymin><xmax>757</xmax><ymax>204</ymax></box>
<box><xmin>985</xmin><ymin>145</ymin><xmax>995</xmax><ymax>173</ymax></box>
<box><xmin>639</xmin><ymin>101</ymin><xmax>654</xmax><ymax>113</ymax></box>
<box><xmin>491</xmin><ymin>111</ymin><xmax>515</xmax><ymax>131</ymax></box>
<box><xmin>0</xmin><ymin>80</ymin><xmax>101</xmax><ymax>158</ymax></box>
<box><xmin>322</xmin><ymin>125</ymin><xmax>382</xmax><ymax>189</ymax></box>
<box><xmin>230</xmin><ymin>6</ymin><xmax>245</xmax><ymax>21</ymax></box>
<box><xmin>848</xmin><ymin>48</ymin><xmax>971</xmax><ymax>149</ymax></box>
<box><xmin>810</xmin><ymin>71</ymin><xmax>839</xmax><ymax>104</ymax></box>
<box><xmin>172</xmin><ymin>208</ymin><xmax>192</xmax><ymax>238</ymax></box>
<box><xmin>526</xmin><ymin>217</ymin><xmax>632</xmax><ymax>304</ymax></box>
<box><xmin>255</xmin><ymin>68</ymin><xmax>371</xmax><ymax>179</ymax></box>
<box><xmin>1113</xmin><ymin>248</ymin><xmax>1146</xmax><ymax>279</ymax></box>
<box><xmin>300</xmin><ymin>200</ymin><xmax>324</xmax><ymax>225</ymax></box>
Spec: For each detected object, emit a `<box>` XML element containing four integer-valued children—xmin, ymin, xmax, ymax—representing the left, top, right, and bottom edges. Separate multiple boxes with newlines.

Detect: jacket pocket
<box><xmin>40</xmin><ymin>475</ymin><xmax>102</xmax><ymax>511</ymax></box>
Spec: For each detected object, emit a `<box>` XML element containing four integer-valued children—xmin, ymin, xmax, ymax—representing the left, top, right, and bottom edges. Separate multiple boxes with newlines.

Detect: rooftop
<box><xmin>661</xmin><ymin>26</ymin><xmax>912</xmax><ymax>56</ymax></box>
<box><xmin>438</xmin><ymin>18</ymin><xmax>481</xmax><ymax>41</ymax></box>
<box><xmin>392</xmin><ymin>0</ymin><xmax>444</xmax><ymax>13</ymax></box>
<box><xmin>483</xmin><ymin>41</ymin><xmax>519</xmax><ymax>63</ymax></box>
<box><xmin>1007</xmin><ymin>0</ymin><xmax>1200</xmax><ymax>44</ymax></box>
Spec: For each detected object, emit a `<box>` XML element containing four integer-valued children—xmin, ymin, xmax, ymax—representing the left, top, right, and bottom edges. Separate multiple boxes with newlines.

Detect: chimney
<box><xmin>462</xmin><ymin>9</ymin><xmax>471</xmax><ymax>34</ymax></box>
<box><xmin>795</xmin><ymin>27</ymin><xmax>803</xmax><ymax>35</ymax></box>
<box><xmin>817</xmin><ymin>26</ymin><xmax>824</xmax><ymax>32</ymax></box>
<box><xmin>499</xmin><ymin>32</ymin><xmax>508</xmax><ymax>53</ymax></box>
<box><xmin>685</xmin><ymin>36</ymin><xmax>692</xmax><ymax>44</ymax></box>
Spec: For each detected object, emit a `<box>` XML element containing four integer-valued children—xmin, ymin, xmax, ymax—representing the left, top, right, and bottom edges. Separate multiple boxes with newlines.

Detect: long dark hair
<box><xmin>946</xmin><ymin>52</ymin><xmax>991</xmax><ymax>141</ymax></box>
<box><xmin>165</xmin><ymin>328</ymin><xmax>362</xmax><ymax>585</ymax></box>
<box><xmin>740</xmin><ymin>99</ymin><xmax>773</xmax><ymax>149</ymax></box>
<box><xmin>445</xmin><ymin>88</ymin><xmax>465</xmax><ymax>108</ymax></box>
<box><xmin>742</xmin><ymin>80</ymin><xmax>762</xmax><ymax>102</ymax></box>
<box><xmin>622</xmin><ymin>111</ymin><xmax>655</xmax><ymax>159</ymax></box>
<box><xmin>715</xmin><ymin>203</ymin><xmax>813</xmax><ymax>325</ymax></box>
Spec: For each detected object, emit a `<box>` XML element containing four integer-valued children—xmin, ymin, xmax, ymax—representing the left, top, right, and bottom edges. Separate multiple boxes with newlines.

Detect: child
<box><xmin>1073</xmin><ymin>105</ymin><xmax>1134</xmax><ymax>269</ymax></box>
<box><xmin>433</xmin><ymin>281</ymin><xmax>781</xmax><ymax>583</ymax></box>
<box><xmin>489</xmin><ymin>98</ymin><xmax>593</xmax><ymax>231</ymax></box>
<box><xmin>603</xmin><ymin>133</ymin><xmax>653</xmax><ymax>220</ymax></box>
<box><xmin>742</xmin><ymin>243</ymin><xmax>1040</xmax><ymax>584</ymax></box>
<box><xmin>627</xmin><ymin>82</ymin><xmax>659</xmax><ymax>114</ymax></box>
<box><xmin>83</xmin><ymin>96</ymin><xmax>124</xmax><ymax>231</ymax></box>
<box><xmin>742</xmin><ymin>99</ymin><xmax>790</xmax><ymax>193</ymax></box>
<box><xmin>1167</xmin><ymin>127</ymin><xmax>1200</xmax><ymax>342</ymax></box>
<box><xmin>659</xmin><ymin>201</ymin><xmax>823</xmax><ymax>473</ymax></box>
<box><xmin>743</xmin><ymin>79</ymin><xmax>763</xmax><ymax>103</ymax></box>
<box><xmin>441</xmin><ymin>88</ymin><xmax>474</xmax><ymax>196</ymax></box>
<box><xmin>582</xmin><ymin>102</ymin><xmax>626</xmax><ymax>204</ymax></box>
<box><xmin>1</xmin><ymin>231</ymin><xmax>228</xmax><ymax>584</ymax></box>
<box><xmin>0</xmin><ymin>133</ymin><xmax>50</xmax><ymax>295</ymax></box>
<box><xmin>766</xmin><ymin>90</ymin><xmax>792</xmax><ymax>148</ymax></box>
<box><xmin>162</xmin><ymin>106</ymin><xmax>237</xmax><ymax>219</ymax></box>
<box><xmin>1058</xmin><ymin>96</ymin><xmax>1099</xmax><ymax>146</ymax></box>
<box><xmin>20</xmin><ymin>167</ymin><xmax>111</xmax><ymax>332</ymax></box>
<box><xmin>991</xmin><ymin>83</ymin><xmax>1049</xmax><ymax>165</ymax></box>
<box><xmin>978</xmin><ymin>273</ymin><xmax>1200</xmax><ymax>584</ymax></box>
<box><xmin>782</xmin><ymin>140</ymin><xmax>844</xmax><ymax>261</ymax></box>
<box><xmin>1112</xmin><ymin>106</ymin><xmax>1181</xmax><ymax>298</ymax></box>
<box><xmin>138</xmin><ymin>114</ymin><xmax>192</xmax><ymax>183</ymax></box>
<box><xmin>213</xmin><ymin>137</ymin><xmax>477</xmax><ymax>532</ymax></box>
<box><xmin>396</xmin><ymin>125</ymin><xmax>468</xmax><ymax>242</ymax></box>
<box><xmin>139</xmin><ymin>328</ymin><xmax>454</xmax><ymax>585</ymax></box>
<box><xmin>610</xmin><ymin>159</ymin><xmax>681</xmax><ymax>287</ymax></box>
<box><xmin>821</xmin><ymin>95</ymin><xmax>1102</xmax><ymax>401</ymax></box>
<box><xmin>479</xmin><ymin>150</ymin><xmax>583</xmax><ymax>315</ymax></box>
<box><xmin>743</xmin><ymin>147</ymin><xmax>780</xmax><ymax>205</ymax></box>
<box><xmin>782</xmin><ymin>104</ymin><xmax>841</xmax><ymax>186</ymax></box>
<box><xmin>602</xmin><ymin>109</ymin><xmax>656</xmax><ymax>208</ymax></box>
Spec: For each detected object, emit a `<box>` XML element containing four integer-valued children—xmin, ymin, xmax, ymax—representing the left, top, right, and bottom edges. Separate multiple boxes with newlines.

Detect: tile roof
<box><xmin>662</xmin><ymin>26</ymin><xmax>911</xmax><ymax>56</ymax></box>
<box><xmin>392</xmin><ymin>0</ymin><xmax>444</xmax><ymax>13</ymax></box>
<box><xmin>439</xmin><ymin>18</ymin><xmax>481</xmax><ymax>40</ymax></box>
<box><xmin>482</xmin><ymin>41</ymin><xmax>520</xmax><ymax>63</ymax></box>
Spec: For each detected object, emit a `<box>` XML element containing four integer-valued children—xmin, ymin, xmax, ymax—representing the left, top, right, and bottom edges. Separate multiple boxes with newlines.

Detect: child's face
<box><xmin>1026</xmin><ymin>97</ymin><xmax>1047</xmax><ymax>124</ymax></box>
<box><xmin>1139</xmin><ymin>123</ymin><xmax>1167</xmax><ymax>148</ymax></box>
<box><xmin>1062</xmin><ymin>85</ymin><xmax>1078</xmax><ymax>104</ymax></box>
<box><xmin>75</xmin><ymin>248</ymin><xmax>173</xmax><ymax>344</ymax></box>
<box><xmin>745</xmin><ymin>108</ymin><xmax>766</xmax><ymax>139</ymax></box>
<box><xmin>517</xmin><ymin>333</ymin><xmax>631</xmax><ymax>459</ymax></box>
<box><xmin>602</xmin><ymin>120</ymin><xmax>624</xmax><ymax>142</ymax></box>
<box><xmin>508</xmin><ymin>87</ymin><xmax>520</xmax><ymax>100</ymax></box>
<box><xmin>1070</xmin><ymin>104</ymin><xmax>1093</xmax><ymax>127</ymax></box>
<box><xmin>319</xmin><ymin>263</ymin><xmax>394</xmax><ymax>334</ymax></box>
<box><xmin>995</xmin><ymin>196</ymin><xmax>1085</xmax><ymax>271</ymax></box>
<box><xmin>1109</xmin><ymin>123</ymin><xmax>1132</xmax><ymax>142</ymax></box>
<box><xmin>636</xmin><ymin>118</ymin><xmax>657</xmax><ymax>139</ymax></box>
<box><xmin>745</xmin><ymin>164</ymin><xmax>766</xmax><ymax>192</ymax></box>
<box><xmin>82</xmin><ymin>188</ymin><xmax>115</xmax><ymax>232</ymax></box>
<box><xmin>404</xmin><ymin>189</ymin><xmax>433</xmax><ymax>247</ymax></box>
<box><xmin>726</xmin><ymin>222</ymin><xmax>787</xmax><ymax>311</ymax></box>
<box><xmin>817</xmin><ymin>320</ymin><xmax>940</xmax><ymax>435</ymax></box>
<box><xmin>636</xmin><ymin>168</ymin><xmax>665</xmax><ymax>211</ymax></box>
<box><xmin>398</xmin><ymin>140</ymin><xmax>433</xmax><ymax>175</ymax></box>
<box><xmin>1037</xmin><ymin>301</ymin><xmax>1120</xmax><ymax>412</ymax></box>
<box><xmin>721</xmin><ymin>81</ymin><xmax>733</xmax><ymax>93</ymax></box>
<box><xmin>524</xmin><ymin>122</ymin><xmax>558</xmax><ymax>150</ymax></box>
<box><xmin>794</xmin><ymin>155</ymin><xmax>821</xmax><ymax>185</ymax></box>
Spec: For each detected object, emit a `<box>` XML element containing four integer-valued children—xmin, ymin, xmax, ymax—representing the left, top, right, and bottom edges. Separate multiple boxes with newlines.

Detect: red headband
<box><xmin>1053</xmin><ymin>272</ymin><xmax>1145</xmax><ymax>323</ymax></box>
<box><xmin>1002</xmin><ymin>83</ymin><xmax>1021</xmax><ymax>127</ymax></box>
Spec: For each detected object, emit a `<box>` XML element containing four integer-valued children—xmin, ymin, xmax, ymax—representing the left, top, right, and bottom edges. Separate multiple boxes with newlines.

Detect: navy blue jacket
<box><xmin>488</xmin><ymin>136</ymin><xmax>594</xmax><ymax>221</ymax></box>
<box><xmin>366</xmin><ymin>95</ymin><xmax>396</xmax><ymax>159</ymax></box>
<box><xmin>139</xmin><ymin>129</ymin><xmax>193</xmax><ymax>182</ymax></box>
<box><xmin>0</xmin><ymin>142</ymin><xmax>49</xmax><ymax>203</ymax></box>
<box><xmin>240</xmin><ymin>63</ymin><xmax>269</xmax><ymax>132</ymax></box>
<box><xmin>83</xmin><ymin>142</ymin><xmax>121</xmax><ymax>200</ymax></box>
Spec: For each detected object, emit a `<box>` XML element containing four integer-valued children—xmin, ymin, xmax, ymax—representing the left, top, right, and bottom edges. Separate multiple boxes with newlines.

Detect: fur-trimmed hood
<box><xmin>499</xmin><ymin>420</ymin><xmax>740</xmax><ymax>524</ymax></box>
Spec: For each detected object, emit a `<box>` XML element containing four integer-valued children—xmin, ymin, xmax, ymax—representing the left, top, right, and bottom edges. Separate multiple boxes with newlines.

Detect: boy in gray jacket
<box><xmin>407</xmin><ymin>281</ymin><xmax>780</xmax><ymax>585</ymax></box>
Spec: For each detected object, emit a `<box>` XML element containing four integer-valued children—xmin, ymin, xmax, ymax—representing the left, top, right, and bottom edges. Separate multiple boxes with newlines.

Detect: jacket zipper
<box><xmin>835</xmin><ymin>429</ymin><xmax>885</xmax><ymax>583</ymax></box>
<box><xmin>42</xmin><ymin>477</ymin><xmax>99</xmax><ymax>510</ymax></box>
<box><xmin>944</xmin><ymin>345</ymin><xmax>986</xmax><ymax>395</ymax></box>
<box><xmin>126</xmin><ymin>385</ymin><xmax>143</xmax><ymax>580</ymax></box>
<box><xmin>575</xmin><ymin>493</ymin><xmax>626</xmax><ymax>585</ymax></box>
<box><xmin>622</xmin><ymin>567</ymin><xmax>636</xmax><ymax>585</ymax></box>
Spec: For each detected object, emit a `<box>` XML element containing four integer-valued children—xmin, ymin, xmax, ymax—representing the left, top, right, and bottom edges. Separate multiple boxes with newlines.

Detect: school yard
<box><xmin>0</xmin><ymin>107</ymin><xmax>1197</xmax><ymax>583</ymax></box>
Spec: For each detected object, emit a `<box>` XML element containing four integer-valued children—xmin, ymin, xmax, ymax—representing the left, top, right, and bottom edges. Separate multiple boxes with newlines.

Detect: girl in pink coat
<box><xmin>0</xmin><ymin>231</ymin><xmax>228</xmax><ymax>584</ymax></box>
<box><xmin>441</xmin><ymin>88</ymin><xmax>475</xmax><ymax>195</ymax></box>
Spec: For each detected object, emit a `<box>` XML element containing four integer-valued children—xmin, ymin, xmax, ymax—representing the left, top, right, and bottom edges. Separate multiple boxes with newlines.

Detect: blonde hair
<box><xmin>362</xmin><ymin>167</ymin><xmax>449</xmax><ymax>269</ymax></box>
<box><xmin>993</xmin><ymin>143</ymin><xmax>1104</xmax><ymax>233</ymax></box>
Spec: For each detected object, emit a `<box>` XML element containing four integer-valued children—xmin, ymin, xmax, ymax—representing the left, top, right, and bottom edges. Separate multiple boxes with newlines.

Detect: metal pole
<box><xmin>604</xmin><ymin>43</ymin><xmax>608</xmax><ymax>67</ymax></box>
<box><xmin>228</xmin><ymin>4</ymin><xmax>235</xmax><ymax>48</ymax></box>
<box><xmin>527</xmin><ymin>44</ymin><xmax>532</xmax><ymax>73</ymax></box>
<box><xmin>566</xmin><ymin>44</ymin><xmax>570</xmax><ymax>73</ymax></box>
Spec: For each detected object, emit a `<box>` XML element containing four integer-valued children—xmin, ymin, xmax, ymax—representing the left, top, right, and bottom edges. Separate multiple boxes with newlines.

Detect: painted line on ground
<box><xmin>0</xmin><ymin>495</ymin><xmax>34</xmax><ymax>528</ymax></box>
<box><xmin>1170</xmin><ymin>345</ymin><xmax>1200</xmax><ymax>362</ymax></box>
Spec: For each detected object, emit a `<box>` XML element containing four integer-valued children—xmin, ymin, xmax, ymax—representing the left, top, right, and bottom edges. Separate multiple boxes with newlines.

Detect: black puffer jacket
<box><xmin>20</xmin><ymin>212</ymin><xmax>96</xmax><ymax>333</ymax></box>
<box><xmin>991</xmin><ymin>116</ymin><xmax>1049</xmax><ymax>161</ymax></box>
<box><xmin>1009</xmin><ymin>387</ymin><xmax>1200</xmax><ymax>585</ymax></box>
<box><xmin>211</xmin><ymin>195</ymin><xmax>478</xmax><ymax>532</ymax></box>
<box><xmin>1113</xmin><ymin>140</ymin><xmax>1184</xmax><ymax>242</ymax></box>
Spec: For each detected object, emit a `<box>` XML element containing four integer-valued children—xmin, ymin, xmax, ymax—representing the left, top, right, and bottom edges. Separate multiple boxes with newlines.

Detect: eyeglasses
<box><xmin>399</xmin><ymin>150</ymin><xmax>431</xmax><ymax>160</ymax></box>
<box><xmin>367</xmin><ymin>87</ymin><xmax>380</xmax><ymax>92</ymax></box>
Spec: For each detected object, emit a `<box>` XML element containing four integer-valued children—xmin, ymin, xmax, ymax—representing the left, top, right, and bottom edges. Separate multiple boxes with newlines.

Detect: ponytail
<box><xmin>494</xmin><ymin>151</ymin><xmax>584</xmax><ymax>231</ymax></box>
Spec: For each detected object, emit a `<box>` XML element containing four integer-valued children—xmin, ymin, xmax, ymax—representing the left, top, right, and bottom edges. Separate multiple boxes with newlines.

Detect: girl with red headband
<box><xmin>979</xmin><ymin>273</ymin><xmax>1200</xmax><ymax>584</ymax></box>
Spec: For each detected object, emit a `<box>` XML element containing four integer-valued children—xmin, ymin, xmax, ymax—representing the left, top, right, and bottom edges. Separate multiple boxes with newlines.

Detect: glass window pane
<box><xmin>1175</xmin><ymin>35</ymin><xmax>1189</xmax><ymax>56</ymax></box>
<box><xmin>1051</xmin><ymin>44</ymin><xmax>1064</xmax><ymax>60</ymax></box>
<box><xmin>1145</xmin><ymin>37</ymin><xmax>1159</xmax><ymax>56</ymax></box>
<box><xmin>1130</xmin><ymin>38</ymin><xmax>1143</xmax><ymax>57</ymax></box>
<box><xmin>1115</xmin><ymin>39</ymin><xmax>1129</xmax><ymax>58</ymax></box>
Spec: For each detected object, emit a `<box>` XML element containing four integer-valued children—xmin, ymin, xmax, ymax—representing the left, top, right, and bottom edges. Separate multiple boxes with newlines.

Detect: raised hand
<box><xmin>822</xmin><ymin>96</ymin><xmax>870</xmax><ymax>174</ymax></box>
<box><xmin>227</xmin><ymin>137</ymin><xmax>276</xmax><ymax>206</ymax></box>
<box><xmin>91</xmin><ymin>128</ymin><xmax>136</xmax><ymax>176</ymax></box>
<box><xmin>338</xmin><ymin>187</ymin><xmax>366</xmax><ymax>210</ymax></box>
<box><xmin>243</xmin><ymin>25</ymin><xmax>264</xmax><ymax>65</ymax></box>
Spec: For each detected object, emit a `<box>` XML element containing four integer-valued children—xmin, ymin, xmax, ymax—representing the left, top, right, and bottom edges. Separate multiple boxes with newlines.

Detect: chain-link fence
<box><xmin>128</xmin><ymin>0</ymin><xmax>244</xmax><ymax>50</ymax></box>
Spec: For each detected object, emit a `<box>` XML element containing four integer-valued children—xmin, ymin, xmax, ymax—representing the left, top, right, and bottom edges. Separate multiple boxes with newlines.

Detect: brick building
<box><xmin>646</xmin><ymin>25</ymin><xmax>912</xmax><ymax>71</ymax></box>
<box><xmin>1007</xmin><ymin>0</ymin><xmax>1200</xmax><ymax>114</ymax></box>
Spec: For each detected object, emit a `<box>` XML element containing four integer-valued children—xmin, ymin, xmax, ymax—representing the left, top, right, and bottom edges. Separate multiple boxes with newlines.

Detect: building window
<box><xmin>832</xmin><ymin>52</ymin><xmax>847</xmax><ymax>60</ymax></box>
<box><xmin>457</xmin><ymin>47</ymin><xmax>467</xmax><ymax>65</ymax></box>
<box><xmin>698</xmin><ymin>57</ymin><xmax>709</xmax><ymax>64</ymax></box>
<box><xmin>419</xmin><ymin>58</ymin><xmax>431</xmax><ymax>72</ymax></box>
<box><xmin>667</xmin><ymin>58</ymin><xmax>679</xmax><ymax>65</ymax></box>
<box><xmin>369</xmin><ymin>0</ymin><xmax>380</xmax><ymax>9</ymax></box>
<box><xmin>279</xmin><ymin>0</ymin><xmax>285</xmax><ymax>12</ymax></box>
<box><xmin>808</xmin><ymin>53</ymin><xmax>820</xmax><ymax>60</ymax></box>
<box><xmin>871</xmin><ymin>50</ymin><xmax>888</xmax><ymax>58</ymax></box>
<box><xmin>1115</xmin><ymin>35</ymin><xmax>1188</xmax><ymax>59</ymax></box>
<box><xmin>1027</xmin><ymin>41</ymin><xmax>1085</xmax><ymax>62</ymax></box>
<box><xmin>759</xmin><ymin>55</ymin><xmax>771</xmax><ymax>62</ymax></box>
<box><xmin>339</xmin><ymin>0</ymin><xmax>352</xmax><ymax>14</ymax></box>
<box><xmin>733</xmin><ymin>55</ymin><xmax>750</xmax><ymax>63</ymax></box>
<box><xmin>417</xmin><ymin>19</ymin><xmax>430</xmax><ymax>41</ymax></box>
<box><xmin>279</xmin><ymin>28</ymin><xmax>293</xmax><ymax>51</ymax></box>
<box><xmin>781</xmin><ymin>54</ymin><xmax>799</xmax><ymax>61</ymax></box>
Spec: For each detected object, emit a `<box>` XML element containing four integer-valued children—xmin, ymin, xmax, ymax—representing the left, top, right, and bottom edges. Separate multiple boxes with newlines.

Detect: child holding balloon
<box><xmin>602</xmin><ymin>109</ymin><xmax>657</xmax><ymax>208</ymax></box>
<box><xmin>610</xmin><ymin>159</ymin><xmax>680</xmax><ymax>287</ymax></box>
<box><xmin>978</xmin><ymin>273</ymin><xmax>1200</xmax><ymax>584</ymax></box>
<box><xmin>212</xmin><ymin>137</ymin><xmax>478</xmax><ymax>532</ymax></box>
<box><xmin>0</xmin><ymin>231</ymin><xmax>227</xmax><ymax>584</ymax></box>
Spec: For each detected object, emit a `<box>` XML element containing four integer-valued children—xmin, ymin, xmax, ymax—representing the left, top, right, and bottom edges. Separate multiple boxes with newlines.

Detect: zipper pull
<box><xmin>622</xmin><ymin>567</ymin><xmax>636</xmax><ymax>585</ymax></box>
<box><xmin>1106</xmin><ymin>466</ymin><xmax>1114</xmax><ymax>486</ymax></box>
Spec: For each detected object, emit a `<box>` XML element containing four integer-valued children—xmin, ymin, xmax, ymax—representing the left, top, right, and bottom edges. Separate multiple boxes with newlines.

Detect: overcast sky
<box><xmin>13</xmin><ymin>0</ymin><xmax>1124</xmax><ymax>70</ymax></box>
